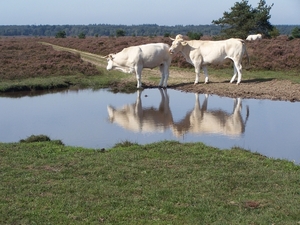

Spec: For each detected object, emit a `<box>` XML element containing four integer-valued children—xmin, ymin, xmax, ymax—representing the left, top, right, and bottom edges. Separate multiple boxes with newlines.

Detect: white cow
<box><xmin>169</xmin><ymin>34</ymin><xmax>249</xmax><ymax>84</ymax></box>
<box><xmin>246</xmin><ymin>34</ymin><xmax>262</xmax><ymax>41</ymax></box>
<box><xmin>105</xmin><ymin>43</ymin><xmax>172</xmax><ymax>88</ymax></box>
<box><xmin>107</xmin><ymin>89</ymin><xmax>173</xmax><ymax>133</ymax></box>
<box><xmin>171</xmin><ymin>94</ymin><xmax>249</xmax><ymax>137</ymax></box>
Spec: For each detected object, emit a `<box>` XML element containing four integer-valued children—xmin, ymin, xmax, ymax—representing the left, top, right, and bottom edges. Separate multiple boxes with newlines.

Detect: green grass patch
<box><xmin>0</xmin><ymin>67</ymin><xmax>137</xmax><ymax>93</ymax></box>
<box><xmin>211</xmin><ymin>68</ymin><xmax>300</xmax><ymax>84</ymax></box>
<box><xmin>1</xmin><ymin>139</ymin><xmax>299</xmax><ymax>224</ymax></box>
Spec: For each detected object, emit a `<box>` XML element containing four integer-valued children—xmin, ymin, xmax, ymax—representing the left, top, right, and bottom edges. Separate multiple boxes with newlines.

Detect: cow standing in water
<box><xmin>105</xmin><ymin>43</ymin><xmax>172</xmax><ymax>88</ymax></box>
<box><xmin>169</xmin><ymin>34</ymin><xmax>249</xmax><ymax>84</ymax></box>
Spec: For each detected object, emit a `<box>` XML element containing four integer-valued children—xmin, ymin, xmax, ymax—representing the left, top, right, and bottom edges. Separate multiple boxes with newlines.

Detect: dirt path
<box><xmin>44</xmin><ymin>42</ymin><xmax>300</xmax><ymax>102</ymax></box>
<box><xmin>41</xmin><ymin>42</ymin><xmax>107</xmax><ymax>68</ymax></box>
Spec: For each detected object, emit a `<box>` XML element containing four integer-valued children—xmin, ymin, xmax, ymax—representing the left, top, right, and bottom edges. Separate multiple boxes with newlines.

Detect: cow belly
<box><xmin>142</xmin><ymin>55</ymin><xmax>168</xmax><ymax>68</ymax></box>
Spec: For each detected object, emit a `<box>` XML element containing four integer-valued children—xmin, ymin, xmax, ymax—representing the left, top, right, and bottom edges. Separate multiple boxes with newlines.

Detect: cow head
<box><xmin>169</xmin><ymin>35</ymin><xmax>188</xmax><ymax>54</ymax></box>
<box><xmin>104</xmin><ymin>54</ymin><xmax>115</xmax><ymax>71</ymax></box>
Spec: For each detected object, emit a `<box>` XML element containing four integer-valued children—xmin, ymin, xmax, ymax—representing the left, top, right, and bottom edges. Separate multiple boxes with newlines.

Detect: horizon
<box><xmin>1</xmin><ymin>23</ymin><xmax>299</xmax><ymax>26</ymax></box>
<box><xmin>1</xmin><ymin>0</ymin><xmax>299</xmax><ymax>26</ymax></box>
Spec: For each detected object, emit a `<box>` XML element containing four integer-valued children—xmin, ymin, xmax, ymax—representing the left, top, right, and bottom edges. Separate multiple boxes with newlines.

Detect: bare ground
<box><xmin>173</xmin><ymin>79</ymin><xmax>300</xmax><ymax>102</ymax></box>
<box><xmin>123</xmin><ymin>68</ymin><xmax>300</xmax><ymax>102</ymax></box>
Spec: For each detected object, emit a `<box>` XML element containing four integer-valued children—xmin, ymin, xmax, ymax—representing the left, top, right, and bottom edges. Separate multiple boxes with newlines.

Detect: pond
<box><xmin>1</xmin><ymin>88</ymin><xmax>299</xmax><ymax>164</ymax></box>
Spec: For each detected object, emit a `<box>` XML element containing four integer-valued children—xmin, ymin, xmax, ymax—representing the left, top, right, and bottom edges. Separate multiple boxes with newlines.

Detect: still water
<box><xmin>1</xmin><ymin>88</ymin><xmax>299</xmax><ymax>163</ymax></box>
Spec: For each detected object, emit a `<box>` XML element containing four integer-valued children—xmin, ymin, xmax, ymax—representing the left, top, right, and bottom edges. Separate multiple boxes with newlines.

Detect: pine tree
<box><xmin>212</xmin><ymin>0</ymin><xmax>274</xmax><ymax>39</ymax></box>
<box><xmin>55</xmin><ymin>30</ymin><xmax>66</xmax><ymax>38</ymax></box>
<box><xmin>291</xmin><ymin>27</ymin><xmax>300</xmax><ymax>39</ymax></box>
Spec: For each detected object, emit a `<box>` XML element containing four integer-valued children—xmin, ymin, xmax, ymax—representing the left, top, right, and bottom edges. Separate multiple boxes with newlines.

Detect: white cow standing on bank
<box><xmin>105</xmin><ymin>43</ymin><xmax>172</xmax><ymax>88</ymax></box>
<box><xmin>246</xmin><ymin>34</ymin><xmax>262</xmax><ymax>41</ymax></box>
<box><xmin>169</xmin><ymin>34</ymin><xmax>249</xmax><ymax>84</ymax></box>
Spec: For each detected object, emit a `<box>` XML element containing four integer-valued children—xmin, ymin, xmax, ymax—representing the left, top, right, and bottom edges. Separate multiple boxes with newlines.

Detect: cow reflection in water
<box><xmin>172</xmin><ymin>94</ymin><xmax>249</xmax><ymax>137</ymax></box>
<box><xmin>107</xmin><ymin>89</ymin><xmax>173</xmax><ymax>133</ymax></box>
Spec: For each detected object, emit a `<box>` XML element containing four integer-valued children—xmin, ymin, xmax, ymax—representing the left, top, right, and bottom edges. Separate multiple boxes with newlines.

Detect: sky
<box><xmin>1</xmin><ymin>0</ymin><xmax>299</xmax><ymax>26</ymax></box>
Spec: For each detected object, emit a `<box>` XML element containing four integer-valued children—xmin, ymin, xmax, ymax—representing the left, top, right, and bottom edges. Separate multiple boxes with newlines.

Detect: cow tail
<box><xmin>241</xmin><ymin>40</ymin><xmax>250</xmax><ymax>67</ymax></box>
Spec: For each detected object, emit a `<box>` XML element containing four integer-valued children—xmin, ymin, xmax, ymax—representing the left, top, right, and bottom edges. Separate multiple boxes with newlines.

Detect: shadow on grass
<box><xmin>218</xmin><ymin>78</ymin><xmax>275</xmax><ymax>84</ymax></box>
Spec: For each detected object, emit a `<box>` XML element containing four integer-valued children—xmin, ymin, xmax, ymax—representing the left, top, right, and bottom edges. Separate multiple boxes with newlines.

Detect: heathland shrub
<box><xmin>0</xmin><ymin>37</ymin><xmax>100</xmax><ymax>79</ymax></box>
<box><xmin>44</xmin><ymin>35</ymin><xmax>300</xmax><ymax>71</ymax></box>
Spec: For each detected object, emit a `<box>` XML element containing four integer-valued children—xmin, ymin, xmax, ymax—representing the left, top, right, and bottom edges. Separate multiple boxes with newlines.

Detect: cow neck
<box><xmin>180</xmin><ymin>41</ymin><xmax>196</xmax><ymax>66</ymax></box>
<box><xmin>111</xmin><ymin>57</ymin><xmax>133</xmax><ymax>73</ymax></box>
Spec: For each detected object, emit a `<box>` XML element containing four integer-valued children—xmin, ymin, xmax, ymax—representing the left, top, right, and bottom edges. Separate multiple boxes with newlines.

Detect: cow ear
<box><xmin>108</xmin><ymin>54</ymin><xmax>114</xmax><ymax>60</ymax></box>
<box><xmin>182</xmin><ymin>41</ymin><xmax>188</xmax><ymax>46</ymax></box>
<box><xmin>169</xmin><ymin>37</ymin><xmax>175</xmax><ymax>41</ymax></box>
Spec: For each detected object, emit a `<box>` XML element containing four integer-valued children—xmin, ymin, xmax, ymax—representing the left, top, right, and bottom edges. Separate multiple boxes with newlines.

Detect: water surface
<box><xmin>1</xmin><ymin>88</ymin><xmax>299</xmax><ymax>163</ymax></box>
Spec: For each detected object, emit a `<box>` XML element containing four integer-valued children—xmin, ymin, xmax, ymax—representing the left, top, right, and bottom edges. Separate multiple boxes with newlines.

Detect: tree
<box><xmin>187</xmin><ymin>31</ymin><xmax>203</xmax><ymax>40</ymax></box>
<box><xmin>269</xmin><ymin>27</ymin><xmax>280</xmax><ymax>38</ymax></box>
<box><xmin>212</xmin><ymin>0</ymin><xmax>274</xmax><ymax>39</ymax></box>
<box><xmin>290</xmin><ymin>27</ymin><xmax>300</xmax><ymax>39</ymax></box>
<box><xmin>55</xmin><ymin>30</ymin><xmax>66</xmax><ymax>38</ymax></box>
<box><xmin>116</xmin><ymin>29</ymin><xmax>125</xmax><ymax>37</ymax></box>
<box><xmin>78</xmin><ymin>32</ymin><xmax>86</xmax><ymax>39</ymax></box>
<box><xmin>252</xmin><ymin>0</ymin><xmax>274</xmax><ymax>36</ymax></box>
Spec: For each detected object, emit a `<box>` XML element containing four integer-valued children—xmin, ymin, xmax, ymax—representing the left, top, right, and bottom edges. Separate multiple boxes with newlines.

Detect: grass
<box><xmin>222</xmin><ymin>68</ymin><xmax>300</xmax><ymax>84</ymax></box>
<box><xmin>0</xmin><ymin>68</ymin><xmax>137</xmax><ymax>93</ymax></box>
<box><xmin>0</xmin><ymin>138</ymin><xmax>299</xmax><ymax>224</ymax></box>
<box><xmin>1</xmin><ymin>67</ymin><xmax>295</xmax><ymax>93</ymax></box>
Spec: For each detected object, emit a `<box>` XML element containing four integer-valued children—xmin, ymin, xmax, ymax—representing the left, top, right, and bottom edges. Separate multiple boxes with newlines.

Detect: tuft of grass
<box><xmin>113</xmin><ymin>140</ymin><xmax>139</xmax><ymax>148</ymax></box>
<box><xmin>0</xmin><ymin>140</ymin><xmax>299</xmax><ymax>224</ymax></box>
<box><xmin>19</xmin><ymin>135</ymin><xmax>64</xmax><ymax>146</ymax></box>
<box><xmin>19</xmin><ymin>134</ymin><xmax>51</xmax><ymax>143</ymax></box>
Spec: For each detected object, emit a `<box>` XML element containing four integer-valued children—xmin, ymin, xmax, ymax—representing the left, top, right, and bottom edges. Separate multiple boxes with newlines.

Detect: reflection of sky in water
<box><xmin>1</xmin><ymin>88</ymin><xmax>299</xmax><ymax>164</ymax></box>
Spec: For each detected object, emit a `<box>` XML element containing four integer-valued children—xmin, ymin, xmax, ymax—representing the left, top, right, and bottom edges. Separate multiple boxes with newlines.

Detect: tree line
<box><xmin>0</xmin><ymin>24</ymin><xmax>298</xmax><ymax>37</ymax></box>
<box><xmin>0</xmin><ymin>24</ymin><xmax>300</xmax><ymax>37</ymax></box>
<box><xmin>0</xmin><ymin>0</ymin><xmax>299</xmax><ymax>39</ymax></box>
<box><xmin>0</xmin><ymin>24</ymin><xmax>223</xmax><ymax>37</ymax></box>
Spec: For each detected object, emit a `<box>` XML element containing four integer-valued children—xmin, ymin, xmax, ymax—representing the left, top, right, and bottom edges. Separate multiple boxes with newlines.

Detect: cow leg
<box><xmin>236</xmin><ymin>63</ymin><xmax>242</xmax><ymax>84</ymax></box>
<box><xmin>163</xmin><ymin>66</ymin><xmax>170</xmax><ymax>87</ymax></box>
<box><xmin>202</xmin><ymin>66</ymin><xmax>209</xmax><ymax>84</ymax></box>
<box><xmin>230</xmin><ymin>65</ymin><xmax>237</xmax><ymax>83</ymax></box>
<box><xmin>135</xmin><ymin>66</ymin><xmax>143</xmax><ymax>88</ymax></box>
<box><xmin>194</xmin><ymin>64</ymin><xmax>201</xmax><ymax>84</ymax></box>
<box><xmin>159</xmin><ymin>63</ymin><xmax>169</xmax><ymax>88</ymax></box>
<box><xmin>230</xmin><ymin>62</ymin><xmax>242</xmax><ymax>84</ymax></box>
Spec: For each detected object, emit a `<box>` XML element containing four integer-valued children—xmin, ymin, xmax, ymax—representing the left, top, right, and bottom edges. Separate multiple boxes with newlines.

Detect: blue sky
<box><xmin>1</xmin><ymin>0</ymin><xmax>299</xmax><ymax>26</ymax></box>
